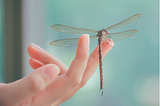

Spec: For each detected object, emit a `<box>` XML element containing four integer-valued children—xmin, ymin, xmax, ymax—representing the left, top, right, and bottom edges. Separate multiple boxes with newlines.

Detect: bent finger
<box><xmin>29</xmin><ymin>58</ymin><xmax>44</xmax><ymax>69</ymax></box>
<box><xmin>27</xmin><ymin>44</ymin><xmax>67</xmax><ymax>74</ymax></box>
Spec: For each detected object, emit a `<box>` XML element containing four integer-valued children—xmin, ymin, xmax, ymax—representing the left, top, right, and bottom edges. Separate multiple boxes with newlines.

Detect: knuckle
<box><xmin>27</xmin><ymin>76</ymin><xmax>45</xmax><ymax>94</ymax></box>
<box><xmin>80</xmin><ymin>81</ymin><xmax>87</xmax><ymax>88</ymax></box>
<box><xmin>90</xmin><ymin>54</ymin><xmax>99</xmax><ymax>63</ymax></box>
<box><xmin>72</xmin><ymin>78</ymin><xmax>81</xmax><ymax>87</ymax></box>
<box><xmin>75</xmin><ymin>55</ymin><xmax>89</xmax><ymax>62</ymax></box>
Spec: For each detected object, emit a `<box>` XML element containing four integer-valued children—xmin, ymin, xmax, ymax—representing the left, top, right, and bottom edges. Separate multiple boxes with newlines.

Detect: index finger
<box><xmin>66</xmin><ymin>34</ymin><xmax>90</xmax><ymax>81</ymax></box>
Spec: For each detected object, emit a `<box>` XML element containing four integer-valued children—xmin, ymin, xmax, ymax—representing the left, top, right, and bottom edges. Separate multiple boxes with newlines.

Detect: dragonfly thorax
<box><xmin>97</xmin><ymin>29</ymin><xmax>109</xmax><ymax>37</ymax></box>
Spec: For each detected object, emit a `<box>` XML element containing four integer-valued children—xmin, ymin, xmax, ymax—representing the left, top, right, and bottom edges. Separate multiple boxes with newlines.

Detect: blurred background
<box><xmin>0</xmin><ymin>0</ymin><xmax>159</xmax><ymax>106</ymax></box>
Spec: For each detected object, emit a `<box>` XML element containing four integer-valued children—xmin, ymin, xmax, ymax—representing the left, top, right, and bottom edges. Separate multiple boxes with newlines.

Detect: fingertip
<box><xmin>27</xmin><ymin>43</ymin><xmax>43</xmax><ymax>56</ymax></box>
<box><xmin>31</xmin><ymin>43</ymin><xmax>43</xmax><ymax>51</ymax></box>
<box><xmin>84</xmin><ymin>34</ymin><xmax>90</xmax><ymax>47</ymax></box>
<box><xmin>101</xmin><ymin>40</ymin><xmax>114</xmax><ymax>59</ymax></box>
<box><xmin>44</xmin><ymin>64</ymin><xmax>60</xmax><ymax>80</ymax></box>
<box><xmin>77</xmin><ymin>34</ymin><xmax>90</xmax><ymax>48</ymax></box>
<box><xmin>76</xmin><ymin>34</ymin><xmax>90</xmax><ymax>59</ymax></box>
<box><xmin>27</xmin><ymin>44</ymin><xmax>43</xmax><ymax>60</ymax></box>
<box><xmin>102</xmin><ymin>39</ymin><xmax>114</xmax><ymax>51</ymax></box>
<box><xmin>106</xmin><ymin>39</ymin><xmax>114</xmax><ymax>47</ymax></box>
<box><xmin>27</xmin><ymin>44</ymin><xmax>32</xmax><ymax>54</ymax></box>
<box><xmin>27</xmin><ymin>44</ymin><xmax>36</xmax><ymax>57</ymax></box>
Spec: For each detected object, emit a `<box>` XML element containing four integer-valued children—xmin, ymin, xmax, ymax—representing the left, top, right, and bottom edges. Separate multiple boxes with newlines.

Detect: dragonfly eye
<box><xmin>97</xmin><ymin>30</ymin><xmax>102</xmax><ymax>34</ymax></box>
<box><xmin>96</xmin><ymin>30</ymin><xmax>102</xmax><ymax>37</ymax></box>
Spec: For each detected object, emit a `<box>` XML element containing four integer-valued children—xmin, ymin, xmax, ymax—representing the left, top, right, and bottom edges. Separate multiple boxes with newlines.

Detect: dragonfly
<box><xmin>50</xmin><ymin>14</ymin><xmax>141</xmax><ymax>95</ymax></box>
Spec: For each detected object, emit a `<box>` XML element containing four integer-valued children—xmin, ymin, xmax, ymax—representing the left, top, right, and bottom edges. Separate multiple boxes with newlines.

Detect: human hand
<box><xmin>0</xmin><ymin>34</ymin><xmax>114</xmax><ymax>106</ymax></box>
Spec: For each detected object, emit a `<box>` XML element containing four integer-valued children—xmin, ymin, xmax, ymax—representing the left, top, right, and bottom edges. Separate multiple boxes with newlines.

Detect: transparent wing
<box><xmin>106</xmin><ymin>14</ymin><xmax>141</xmax><ymax>30</ymax></box>
<box><xmin>50</xmin><ymin>35</ymin><xmax>97</xmax><ymax>47</ymax></box>
<box><xmin>50</xmin><ymin>24</ymin><xmax>97</xmax><ymax>34</ymax></box>
<box><xmin>107</xmin><ymin>30</ymin><xmax>138</xmax><ymax>41</ymax></box>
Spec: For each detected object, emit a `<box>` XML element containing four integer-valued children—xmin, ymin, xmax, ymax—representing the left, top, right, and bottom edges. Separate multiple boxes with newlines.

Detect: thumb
<box><xmin>0</xmin><ymin>64</ymin><xmax>60</xmax><ymax>106</ymax></box>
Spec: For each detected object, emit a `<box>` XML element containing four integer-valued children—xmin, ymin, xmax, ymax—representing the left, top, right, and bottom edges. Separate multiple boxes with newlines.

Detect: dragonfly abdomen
<box><xmin>98</xmin><ymin>37</ymin><xmax>103</xmax><ymax>96</ymax></box>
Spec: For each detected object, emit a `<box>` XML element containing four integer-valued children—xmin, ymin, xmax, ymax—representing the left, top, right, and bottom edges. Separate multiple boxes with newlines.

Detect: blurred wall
<box><xmin>4</xmin><ymin>0</ymin><xmax>23</xmax><ymax>82</ymax></box>
<box><xmin>0</xmin><ymin>0</ymin><xmax>4</xmax><ymax>82</ymax></box>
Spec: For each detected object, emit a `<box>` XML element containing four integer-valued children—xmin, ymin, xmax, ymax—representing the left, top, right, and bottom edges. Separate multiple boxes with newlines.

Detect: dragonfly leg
<box><xmin>132</xmin><ymin>36</ymin><xmax>135</xmax><ymax>39</ymax></box>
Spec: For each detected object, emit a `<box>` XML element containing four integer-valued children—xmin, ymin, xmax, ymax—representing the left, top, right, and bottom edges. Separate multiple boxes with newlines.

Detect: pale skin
<box><xmin>0</xmin><ymin>34</ymin><xmax>114</xmax><ymax>106</ymax></box>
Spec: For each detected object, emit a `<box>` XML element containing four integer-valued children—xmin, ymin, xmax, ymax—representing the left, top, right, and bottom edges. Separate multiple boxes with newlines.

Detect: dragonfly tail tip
<box><xmin>101</xmin><ymin>90</ymin><xmax>103</xmax><ymax>96</ymax></box>
<box><xmin>99</xmin><ymin>88</ymin><xmax>103</xmax><ymax>96</ymax></box>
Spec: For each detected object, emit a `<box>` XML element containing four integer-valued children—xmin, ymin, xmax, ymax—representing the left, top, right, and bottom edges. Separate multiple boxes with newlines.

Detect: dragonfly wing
<box><xmin>50</xmin><ymin>35</ymin><xmax>97</xmax><ymax>47</ymax></box>
<box><xmin>107</xmin><ymin>30</ymin><xmax>138</xmax><ymax>41</ymax></box>
<box><xmin>51</xmin><ymin>24</ymin><xmax>97</xmax><ymax>34</ymax></box>
<box><xmin>106</xmin><ymin>14</ymin><xmax>141</xmax><ymax>30</ymax></box>
<box><xmin>90</xmin><ymin>35</ymin><xmax>97</xmax><ymax>42</ymax></box>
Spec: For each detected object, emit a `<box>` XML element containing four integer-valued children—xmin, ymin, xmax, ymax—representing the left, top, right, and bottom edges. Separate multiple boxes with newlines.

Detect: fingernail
<box><xmin>44</xmin><ymin>65</ymin><xmax>60</xmax><ymax>80</ymax></box>
<box><xmin>86</xmin><ymin>34</ymin><xmax>90</xmax><ymax>47</ymax></box>
<box><xmin>31</xmin><ymin>43</ymin><xmax>43</xmax><ymax>50</ymax></box>
<box><xmin>106</xmin><ymin>39</ymin><xmax>114</xmax><ymax>47</ymax></box>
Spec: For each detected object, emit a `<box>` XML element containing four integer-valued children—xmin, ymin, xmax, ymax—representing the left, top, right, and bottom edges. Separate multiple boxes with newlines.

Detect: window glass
<box><xmin>22</xmin><ymin>0</ymin><xmax>159</xmax><ymax>106</ymax></box>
